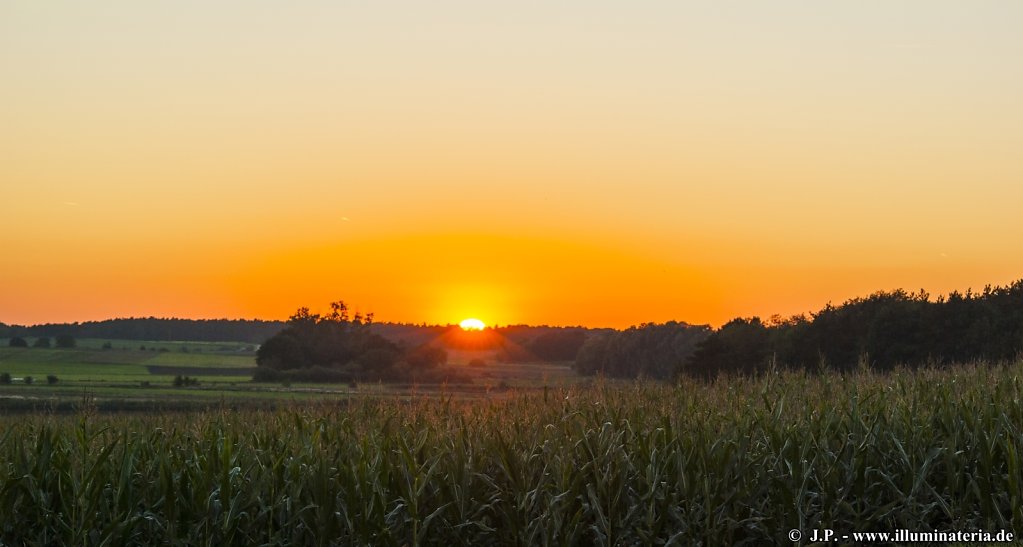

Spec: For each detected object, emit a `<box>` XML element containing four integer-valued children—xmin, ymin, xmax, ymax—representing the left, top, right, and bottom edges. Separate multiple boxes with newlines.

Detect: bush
<box><xmin>172</xmin><ymin>375</ymin><xmax>199</xmax><ymax>387</ymax></box>
<box><xmin>46</xmin><ymin>375</ymin><xmax>58</xmax><ymax>385</ymax></box>
<box><xmin>256</xmin><ymin>302</ymin><xmax>397</xmax><ymax>375</ymax></box>
<box><xmin>0</xmin><ymin>373</ymin><xmax>10</xmax><ymax>384</ymax></box>
<box><xmin>55</xmin><ymin>335</ymin><xmax>76</xmax><ymax>348</ymax></box>
<box><xmin>33</xmin><ymin>337</ymin><xmax>51</xmax><ymax>348</ymax></box>
<box><xmin>8</xmin><ymin>337</ymin><xmax>27</xmax><ymax>348</ymax></box>
<box><xmin>23</xmin><ymin>376</ymin><xmax>34</xmax><ymax>385</ymax></box>
<box><xmin>102</xmin><ymin>342</ymin><xmax>113</xmax><ymax>350</ymax></box>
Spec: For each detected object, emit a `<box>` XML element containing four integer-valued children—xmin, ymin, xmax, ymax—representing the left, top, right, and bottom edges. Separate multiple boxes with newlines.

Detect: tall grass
<box><xmin>1</xmin><ymin>362</ymin><xmax>1022</xmax><ymax>544</ymax></box>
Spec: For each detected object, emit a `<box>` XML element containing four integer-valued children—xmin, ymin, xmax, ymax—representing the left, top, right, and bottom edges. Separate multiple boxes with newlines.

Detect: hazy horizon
<box><xmin>4</xmin><ymin>1</ymin><xmax>1021</xmax><ymax>328</ymax></box>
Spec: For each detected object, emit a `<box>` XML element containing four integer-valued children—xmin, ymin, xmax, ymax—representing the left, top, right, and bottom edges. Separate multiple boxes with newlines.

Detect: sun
<box><xmin>459</xmin><ymin>318</ymin><xmax>486</xmax><ymax>331</ymax></box>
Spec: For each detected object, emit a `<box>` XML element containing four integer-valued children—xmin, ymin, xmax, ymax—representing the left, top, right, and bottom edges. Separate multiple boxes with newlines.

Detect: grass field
<box><xmin>0</xmin><ymin>340</ymin><xmax>583</xmax><ymax>412</ymax></box>
<box><xmin>0</xmin><ymin>362</ymin><xmax>1021</xmax><ymax>544</ymax></box>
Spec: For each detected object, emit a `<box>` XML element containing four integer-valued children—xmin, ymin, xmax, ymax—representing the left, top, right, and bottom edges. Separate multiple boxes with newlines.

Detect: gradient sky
<box><xmin>3</xmin><ymin>1</ymin><xmax>1022</xmax><ymax>328</ymax></box>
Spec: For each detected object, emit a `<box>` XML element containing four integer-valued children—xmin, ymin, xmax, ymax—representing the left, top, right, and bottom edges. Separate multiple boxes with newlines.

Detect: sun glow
<box><xmin>459</xmin><ymin>318</ymin><xmax>486</xmax><ymax>331</ymax></box>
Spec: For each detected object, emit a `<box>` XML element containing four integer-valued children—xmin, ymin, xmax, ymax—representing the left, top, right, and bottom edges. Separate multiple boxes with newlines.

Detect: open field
<box><xmin>0</xmin><ymin>341</ymin><xmax>583</xmax><ymax>412</ymax></box>
<box><xmin>1</xmin><ymin>362</ymin><xmax>1022</xmax><ymax>544</ymax></box>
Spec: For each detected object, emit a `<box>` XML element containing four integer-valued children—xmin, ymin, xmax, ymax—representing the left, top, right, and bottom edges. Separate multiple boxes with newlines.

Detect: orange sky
<box><xmin>2</xmin><ymin>2</ymin><xmax>1022</xmax><ymax>328</ymax></box>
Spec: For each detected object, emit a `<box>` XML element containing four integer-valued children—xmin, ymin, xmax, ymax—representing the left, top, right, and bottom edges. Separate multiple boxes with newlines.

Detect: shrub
<box><xmin>33</xmin><ymin>337</ymin><xmax>51</xmax><ymax>348</ymax></box>
<box><xmin>55</xmin><ymin>335</ymin><xmax>76</xmax><ymax>348</ymax></box>
<box><xmin>172</xmin><ymin>375</ymin><xmax>199</xmax><ymax>387</ymax></box>
<box><xmin>8</xmin><ymin>337</ymin><xmax>27</xmax><ymax>348</ymax></box>
<box><xmin>46</xmin><ymin>375</ymin><xmax>58</xmax><ymax>385</ymax></box>
<box><xmin>256</xmin><ymin>302</ymin><xmax>397</xmax><ymax>375</ymax></box>
<box><xmin>23</xmin><ymin>376</ymin><xmax>34</xmax><ymax>385</ymax></box>
<box><xmin>0</xmin><ymin>372</ymin><xmax>10</xmax><ymax>384</ymax></box>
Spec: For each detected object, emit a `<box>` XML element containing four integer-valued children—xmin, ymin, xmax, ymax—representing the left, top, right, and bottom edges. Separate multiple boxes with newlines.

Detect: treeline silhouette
<box><xmin>0</xmin><ymin>318</ymin><xmax>597</xmax><ymax>362</ymax></box>
<box><xmin>573</xmin><ymin>322</ymin><xmax>711</xmax><ymax>379</ymax></box>
<box><xmin>0</xmin><ymin>318</ymin><xmax>283</xmax><ymax>344</ymax></box>
<box><xmin>572</xmin><ymin>280</ymin><xmax>1023</xmax><ymax>380</ymax></box>
<box><xmin>370</xmin><ymin>323</ymin><xmax>600</xmax><ymax>362</ymax></box>
<box><xmin>686</xmin><ymin>280</ymin><xmax>1023</xmax><ymax>378</ymax></box>
<box><xmin>255</xmin><ymin>303</ymin><xmax>461</xmax><ymax>384</ymax></box>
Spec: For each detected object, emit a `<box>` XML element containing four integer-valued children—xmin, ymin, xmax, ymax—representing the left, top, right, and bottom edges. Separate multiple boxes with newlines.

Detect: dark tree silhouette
<box><xmin>257</xmin><ymin>302</ymin><xmax>393</xmax><ymax>372</ymax></box>
<box><xmin>55</xmin><ymin>335</ymin><xmax>76</xmax><ymax>348</ymax></box>
<box><xmin>685</xmin><ymin>280</ymin><xmax>1023</xmax><ymax>379</ymax></box>
<box><xmin>8</xmin><ymin>337</ymin><xmax>27</xmax><ymax>348</ymax></box>
<box><xmin>686</xmin><ymin>317</ymin><xmax>770</xmax><ymax>379</ymax></box>
<box><xmin>574</xmin><ymin>322</ymin><xmax>711</xmax><ymax>379</ymax></box>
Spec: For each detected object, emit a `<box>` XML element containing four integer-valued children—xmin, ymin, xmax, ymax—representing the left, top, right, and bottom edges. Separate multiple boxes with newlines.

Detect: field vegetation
<box><xmin>1</xmin><ymin>362</ymin><xmax>1022</xmax><ymax>544</ymax></box>
<box><xmin>0</xmin><ymin>336</ymin><xmax>580</xmax><ymax>413</ymax></box>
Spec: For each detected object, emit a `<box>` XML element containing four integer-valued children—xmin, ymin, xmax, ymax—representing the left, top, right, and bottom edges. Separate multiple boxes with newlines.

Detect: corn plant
<box><xmin>1</xmin><ymin>362</ymin><xmax>1022</xmax><ymax>544</ymax></box>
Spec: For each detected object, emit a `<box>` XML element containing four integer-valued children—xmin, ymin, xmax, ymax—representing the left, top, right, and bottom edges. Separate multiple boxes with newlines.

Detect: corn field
<box><xmin>2</xmin><ymin>363</ymin><xmax>1023</xmax><ymax>545</ymax></box>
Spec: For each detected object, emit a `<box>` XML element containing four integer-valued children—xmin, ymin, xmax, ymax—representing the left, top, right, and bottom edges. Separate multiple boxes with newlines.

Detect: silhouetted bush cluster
<box><xmin>55</xmin><ymin>335</ymin><xmax>76</xmax><ymax>348</ymax></box>
<box><xmin>8</xmin><ymin>337</ymin><xmax>27</xmax><ymax>348</ymax></box>
<box><xmin>685</xmin><ymin>281</ymin><xmax>1023</xmax><ymax>378</ymax></box>
<box><xmin>172</xmin><ymin>375</ymin><xmax>200</xmax><ymax>387</ymax></box>
<box><xmin>573</xmin><ymin>322</ymin><xmax>711</xmax><ymax>379</ymax></box>
<box><xmin>254</xmin><ymin>302</ymin><xmax>457</xmax><ymax>383</ymax></box>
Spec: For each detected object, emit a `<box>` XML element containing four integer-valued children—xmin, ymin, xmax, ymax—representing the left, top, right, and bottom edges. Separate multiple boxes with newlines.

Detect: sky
<box><xmin>2</xmin><ymin>1</ymin><xmax>1022</xmax><ymax>328</ymax></box>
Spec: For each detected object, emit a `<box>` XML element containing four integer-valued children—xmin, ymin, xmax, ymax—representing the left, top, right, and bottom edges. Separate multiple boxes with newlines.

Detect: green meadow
<box><xmin>0</xmin><ymin>339</ymin><xmax>582</xmax><ymax>412</ymax></box>
<box><xmin>0</xmin><ymin>341</ymin><xmax>253</xmax><ymax>381</ymax></box>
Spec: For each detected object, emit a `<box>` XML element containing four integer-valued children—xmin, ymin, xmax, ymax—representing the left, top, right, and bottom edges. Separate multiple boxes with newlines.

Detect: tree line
<box><xmin>573</xmin><ymin>322</ymin><xmax>711</xmax><ymax>379</ymax></box>
<box><xmin>687</xmin><ymin>281</ymin><xmax>1023</xmax><ymax>378</ymax></box>
<box><xmin>572</xmin><ymin>280</ymin><xmax>1023</xmax><ymax>380</ymax></box>
<box><xmin>1</xmin><ymin>318</ymin><xmax>283</xmax><ymax>344</ymax></box>
<box><xmin>1</xmin><ymin>318</ymin><xmax>598</xmax><ymax>362</ymax></box>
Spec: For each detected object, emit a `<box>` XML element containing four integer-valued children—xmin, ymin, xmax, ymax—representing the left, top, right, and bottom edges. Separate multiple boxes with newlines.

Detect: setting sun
<box><xmin>459</xmin><ymin>318</ymin><xmax>486</xmax><ymax>331</ymax></box>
